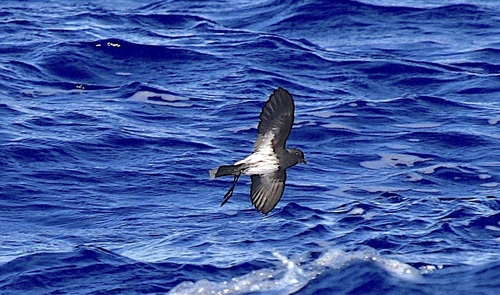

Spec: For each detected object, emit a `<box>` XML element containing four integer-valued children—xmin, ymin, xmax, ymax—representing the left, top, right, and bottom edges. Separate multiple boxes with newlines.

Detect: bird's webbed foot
<box><xmin>220</xmin><ymin>172</ymin><xmax>241</xmax><ymax>207</ymax></box>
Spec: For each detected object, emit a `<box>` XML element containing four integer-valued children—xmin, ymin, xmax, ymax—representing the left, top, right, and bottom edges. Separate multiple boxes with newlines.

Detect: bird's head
<box><xmin>287</xmin><ymin>148</ymin><xmax>306</xmax><ymax>165</ymax></box>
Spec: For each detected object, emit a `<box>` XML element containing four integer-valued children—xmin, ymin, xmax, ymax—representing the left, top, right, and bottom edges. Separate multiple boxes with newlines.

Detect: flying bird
<box><xmin>210</xmin><ymin>87</ymin><xmax>306</xmax><ymax>214</ymax></box>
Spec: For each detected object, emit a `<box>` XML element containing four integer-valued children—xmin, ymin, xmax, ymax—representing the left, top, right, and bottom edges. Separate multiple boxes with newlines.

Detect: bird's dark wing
<box><xmin>250</xmin><ymin>170</ymin><xmax>286</xmax><ymax>214</ymax></box>
<box><xmin>254</xmin><ymin>87</ymin><xmax>294</xmax><ymax>152</ymax></box>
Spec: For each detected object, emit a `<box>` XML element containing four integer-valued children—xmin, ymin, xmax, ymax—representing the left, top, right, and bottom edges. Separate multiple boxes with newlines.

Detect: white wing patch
<box><xmin>235</xmin><ymin>131</ymin><xmax>279</xmax><ymax>176</ymax></box>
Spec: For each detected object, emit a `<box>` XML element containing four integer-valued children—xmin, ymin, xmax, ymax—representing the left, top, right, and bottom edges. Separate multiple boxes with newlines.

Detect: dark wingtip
<box><xmin>260</xmin><ymin>209</ymin><xmax>271</xmax><ymax>215</ymax></box>
<box><xmin>254</xmin><ymin>202</ymin><xmax>274</xmax><ymax>215</ymax></box>
<box><xmin>275</xmin><ymin>86</ymin><xmax>290</xmax><ymax>95</ymax></box>
<box><xmin>270</xmin><ymin>87</ymin><xmax>294</xmax><ymax>109</ymax></box>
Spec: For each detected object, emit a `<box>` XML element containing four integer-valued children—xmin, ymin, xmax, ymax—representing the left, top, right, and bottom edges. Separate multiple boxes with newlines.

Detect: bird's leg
<box><xmin>221</xmin><ymin>171</ymin><xmax>241</xmax><ymax>207</ymax></box>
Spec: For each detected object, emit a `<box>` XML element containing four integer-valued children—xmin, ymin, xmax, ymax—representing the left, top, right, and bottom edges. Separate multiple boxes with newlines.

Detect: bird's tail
<box><xmin>209</xmin><ymin>164</ymin><xmax>241</xmax><ymax>179</ymax></box>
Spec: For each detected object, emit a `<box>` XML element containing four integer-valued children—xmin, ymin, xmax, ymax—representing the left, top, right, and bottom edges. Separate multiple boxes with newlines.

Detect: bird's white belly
<box><xmin>234</xmin><ymin>131</ymin><xmax>279</xmax><ymax>175</ymax></box>
<box><xmin>235</xmin><ymin>151</ymin><xmax>279</xmax><ymax>175</ymax></box>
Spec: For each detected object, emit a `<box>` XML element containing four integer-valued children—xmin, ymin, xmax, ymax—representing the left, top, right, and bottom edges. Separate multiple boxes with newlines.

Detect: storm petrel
<box><xmin>210</xmin><ymin>87</ymin><xmax>306</xmax><ymax>214</ymax></box>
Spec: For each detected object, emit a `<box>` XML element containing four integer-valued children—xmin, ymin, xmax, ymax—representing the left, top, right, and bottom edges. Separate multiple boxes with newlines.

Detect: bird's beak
<box><xmin>302</xmin><ymin>159</ymin><xmax>307</xmax><ymax>165</ymax></box>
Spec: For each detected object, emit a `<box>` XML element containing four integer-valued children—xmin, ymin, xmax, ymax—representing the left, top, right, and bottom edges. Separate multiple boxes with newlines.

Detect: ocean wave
<box><xmin>168</xmin><ymin>248</ymin><xmax>431</xmax><ymax>295</ymax></box>
<box><xmin>0</xmin><ymin>246</ymin><xmax>173</xmax><ymax>294</ymax></box>
<box><xmin>1</xmin><ymin>0</ymin><xmax>499</xmax><ymax>294</ymax></box>
<box><xmin>132</xmin><ymin>13</ymin><xmax>216</xmax><ymax>29</ymax></box>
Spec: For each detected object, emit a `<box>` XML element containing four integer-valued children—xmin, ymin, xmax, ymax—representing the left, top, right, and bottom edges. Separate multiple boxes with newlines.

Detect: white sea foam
<box><xmin>417</xmin><ymin>163</ymin><xmax>471</xmax><ymax>175</ymax></box>
<box><xmin>376</xmin><ymin>256</ymin><xmax>422</xmax><ymax>280</ymax></box>
<box><xmin>348</xmin><ymin>207</ymin><xmax>365</xmax><ymax>215</ymax></box>
<box><xmin>168</xmin><ymin>248</ymin><xmax>424</xmax><ymax>295</ymax></box>
<box><xmin>322</xmin><ymin>123</ymin><xmax>359</xmax><ymax>131</ymax></box>
<box><xmin>479</xmin><ymin>174</ymin><xmax>492</xmax><ymax>180</ymax></box>
<box><xmin>168</xmin><ymin>252</ymin><xmax>309</xmax><ymax>295</ymax></box>
<box><xmin>128</xmin><ymin>91</ymin><xmax>192</xmax><ymax>107</ymax></box>
<box><xmin>309</xmin><ymin>110</ymin><xmax>335</xmax><ymax>118</ymax></box>
<box><xmin>360</xmin><ymin>153</ymin><xmax>432</xmax><ymax>169</ymax></box>
<box><xmin>385</xmin><ymin>143</ymin><xmax>412</xmax><ymax>150</ymax></box>
<box><xmin>115</xmin><ymin>72</ymin><xmax>132</xmax><ymax>76</ymax></box>
<box><xmin>347</xmin><ymin>207</ymin><xmax>376</xmax><ymax>220</ymax></box>
<box><xmin>487</xmin><ymin>117</ymin><xmax>499</xmax><ymax>125</ymax></box>
<box><xmin>486</xmin><ymin>225</ymin><xmax>500</xmax><ymax>231</ymax></box>
<box><xmin>407</xmin><ymin>172</ymin><xmax>424</xmax><ymax>182</ymax></box>
<box><xmin>312</xmin><ymin>249</ymin><xmax>422</xmax><ymax>281</ymax></box>
<box><xmin>480</xmin><ymin>182</ymin><xmax>498</xmax><ymax>188</ymax></box>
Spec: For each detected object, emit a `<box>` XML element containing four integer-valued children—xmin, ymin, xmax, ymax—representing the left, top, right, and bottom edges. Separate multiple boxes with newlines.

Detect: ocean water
<box><xmin>0</xmin><ymin>0</ymin><xmax>499</xmax><ymax>294</ymax></box>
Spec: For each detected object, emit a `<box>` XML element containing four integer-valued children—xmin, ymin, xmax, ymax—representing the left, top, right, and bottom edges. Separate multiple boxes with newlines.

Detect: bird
<box><xmin>209</xmin><ymin>87</ymin><xmax>306</xmax><ymax>214</ymax></box>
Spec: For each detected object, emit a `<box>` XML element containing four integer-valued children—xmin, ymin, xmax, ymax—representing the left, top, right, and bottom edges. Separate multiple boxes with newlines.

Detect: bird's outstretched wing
<box><xmin>250</xmin><ymin>170</ymin><xmax>286</xmax><ymax>214</ymax></box>
<box><xmin>254</xmin><ymin>87</ymin><xmax>295</xmax><ymax>152</ymax></box>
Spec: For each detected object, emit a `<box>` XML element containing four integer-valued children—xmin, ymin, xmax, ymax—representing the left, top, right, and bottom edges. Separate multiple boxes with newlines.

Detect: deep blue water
<box><xmin>1</xmin><ymin>0</ymin><xmax>499</xmax><ymax>294</ymax></box>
